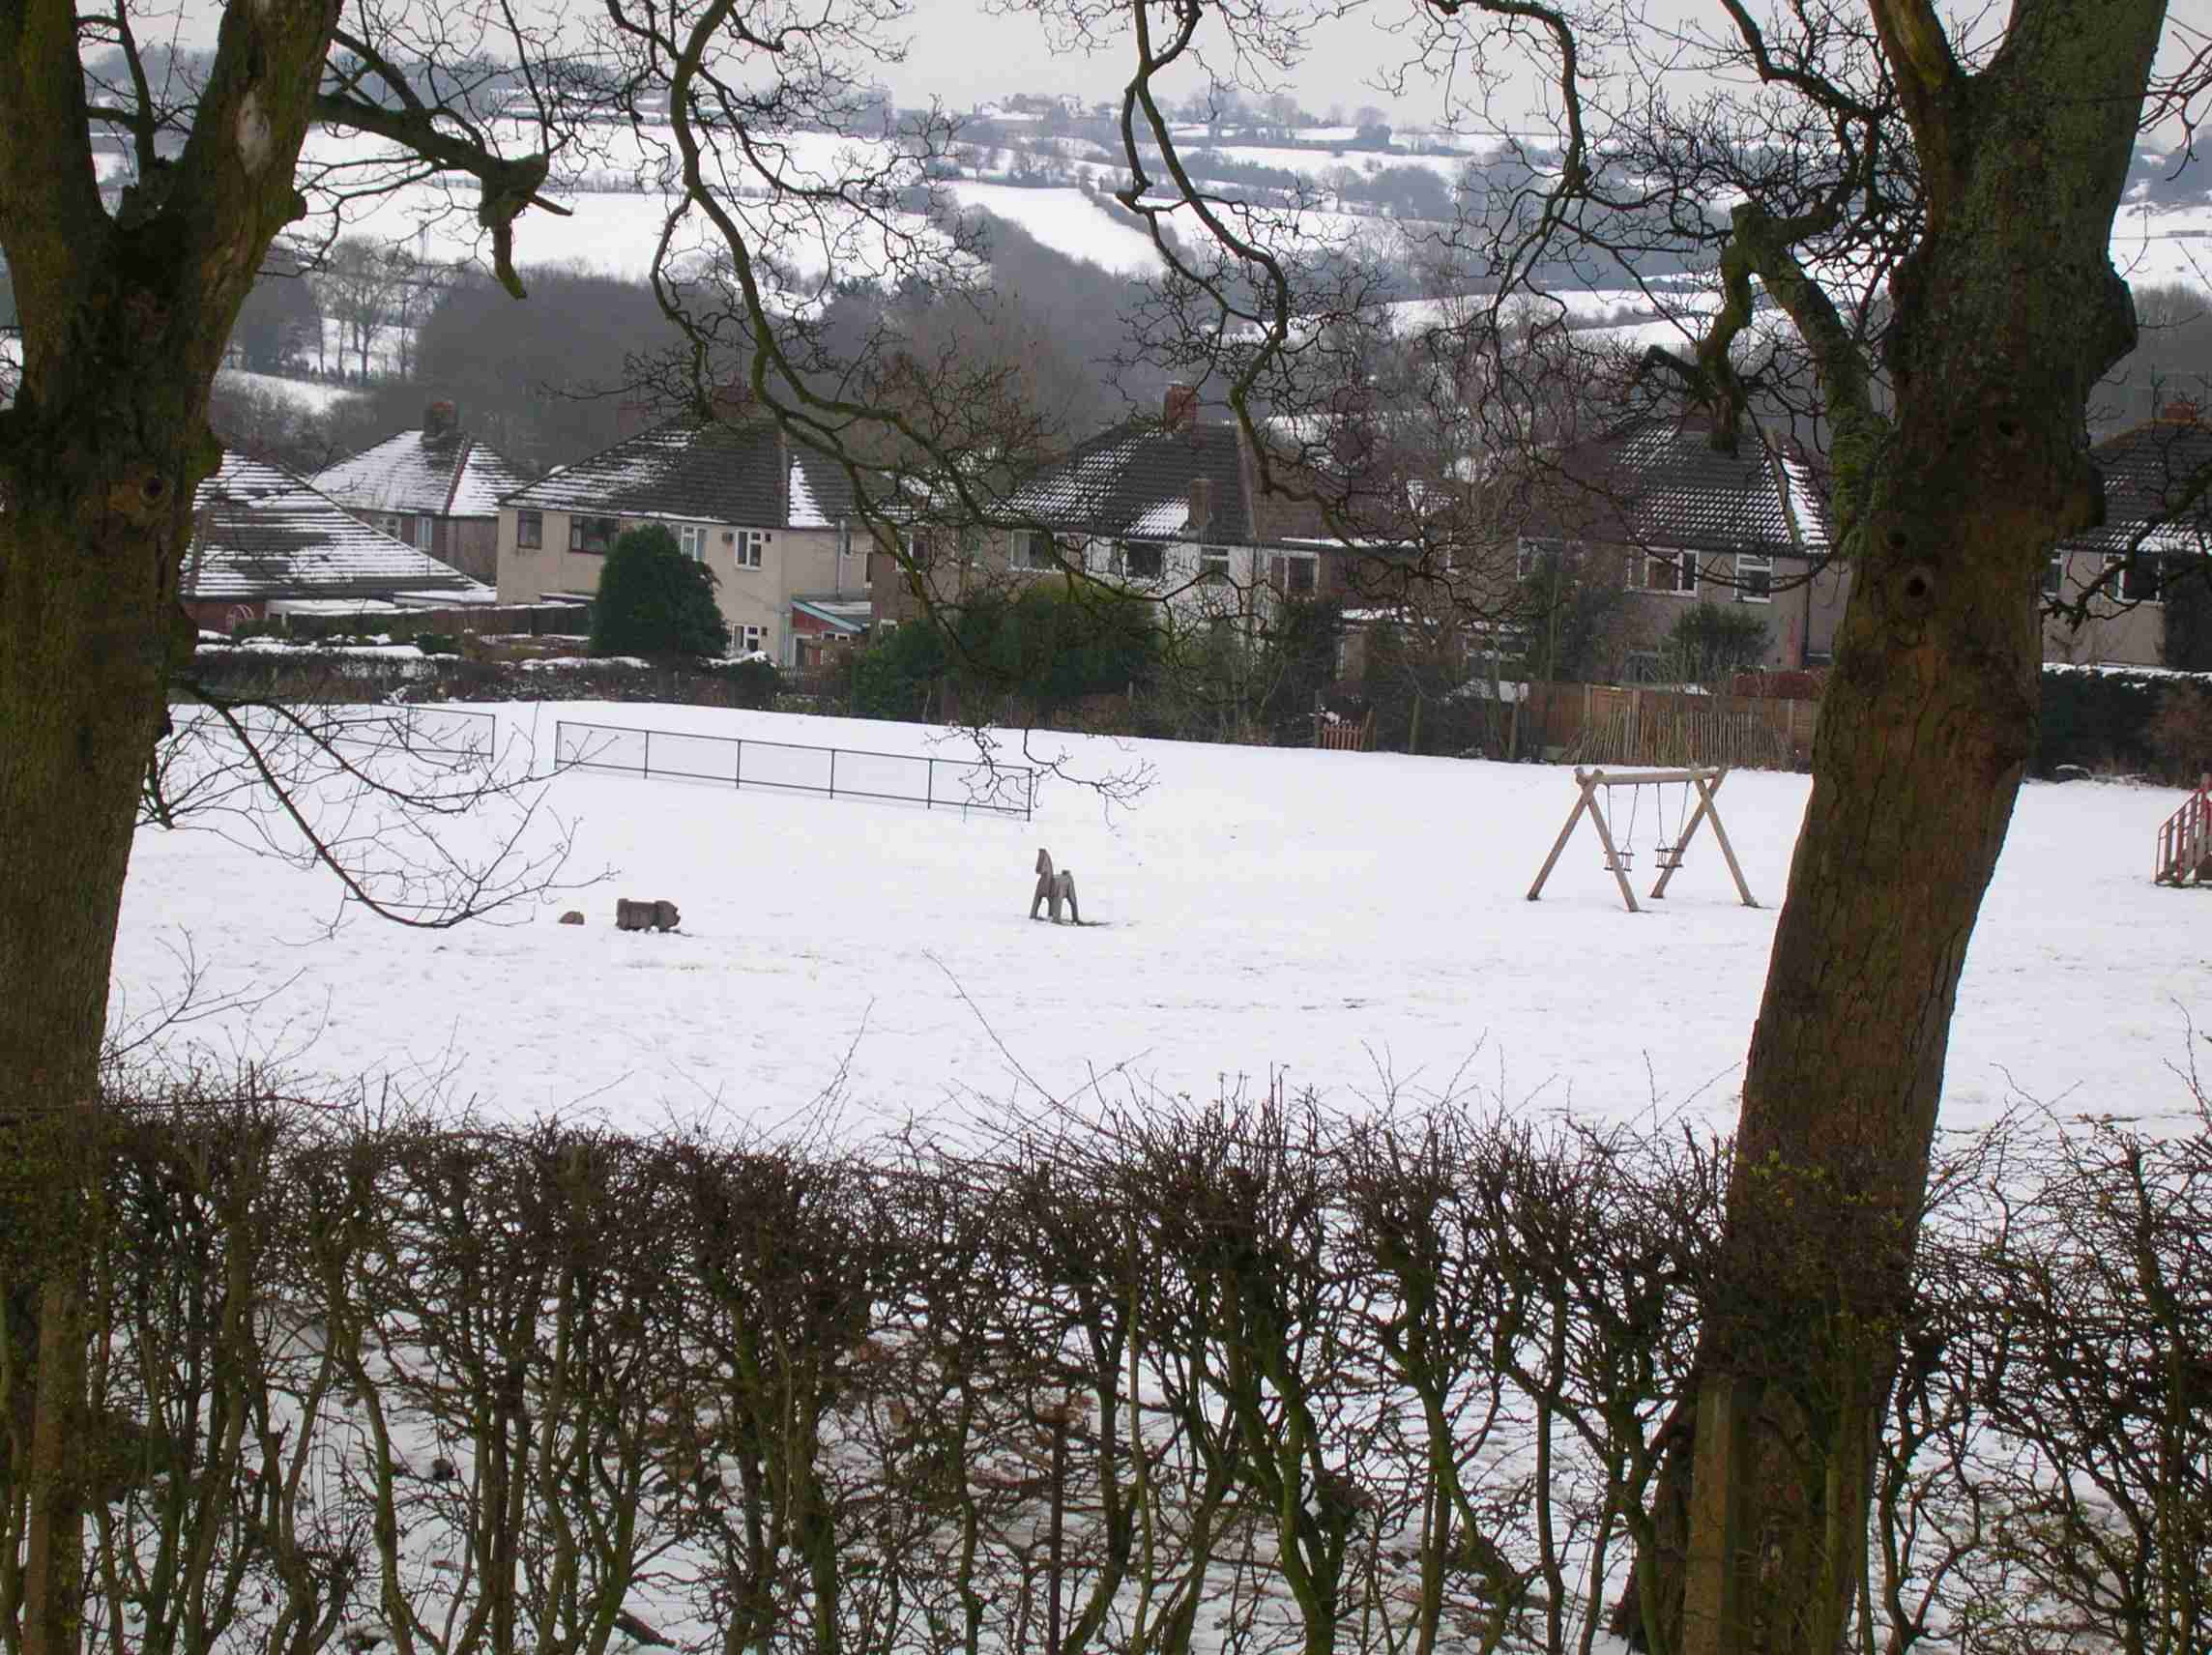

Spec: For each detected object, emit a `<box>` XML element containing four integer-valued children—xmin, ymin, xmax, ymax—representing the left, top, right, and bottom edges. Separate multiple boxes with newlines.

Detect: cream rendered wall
<box><xmin>496</xmin><ymin>508</ymin><xmax>848</xmax><ymax>657</ymax></box>
<box><xmin>2042</xmin><ymin>548</ymin><xmax>2165</xmax><ymax>666</ymax></box>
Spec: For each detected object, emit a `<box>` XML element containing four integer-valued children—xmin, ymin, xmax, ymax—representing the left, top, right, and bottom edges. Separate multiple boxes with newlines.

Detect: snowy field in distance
<box><xmin>944</xmin><ymin>180</ymin><xmax>1166</xmax><ymax>275</ymax></box>
<box><xmin>115</xmin><ymin>702</ymin><xmax>2209</xmax><ymax>1144</ymax></box>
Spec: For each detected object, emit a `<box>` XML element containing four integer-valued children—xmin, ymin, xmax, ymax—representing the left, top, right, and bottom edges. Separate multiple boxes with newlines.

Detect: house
<box><xmin>494</xmin><ymin>411</ymin><xmax>873</xmax><ymax>665</ymax></box>
<box><xmin>870</xmin><ymin>385</ymin><xmax>1325</xmax><ymax>634</ymax></box>
<box><xmin>2042</xmin><ymin>402</ymin><xmax>2212</xmax><ymax>668</ymax></box>
<box><xmin>1516</xmin><ymin>410</ymin><xmax>1843</xmax><ymax>681</ymax></box>
<box><xmin>183</xmin><ymin>451</ymin><xmax>492</xmax><ymax>631</ymax></box>
<box><xmin>311</xmin><ymin>401</ymin><xmax>534</xmax><ymax>583</ymax></box>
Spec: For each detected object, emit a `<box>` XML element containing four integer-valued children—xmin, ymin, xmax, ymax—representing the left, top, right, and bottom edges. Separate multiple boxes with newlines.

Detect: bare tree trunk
<box><xmin>1</xmin><ymin>2</ymin><xmax>349</xmax><ymax>1642</ymax></box>
<box><xmin>1630</xmin><ymin>7</ymin><xmax>2170</xmax><ymax>1651</ymax></box>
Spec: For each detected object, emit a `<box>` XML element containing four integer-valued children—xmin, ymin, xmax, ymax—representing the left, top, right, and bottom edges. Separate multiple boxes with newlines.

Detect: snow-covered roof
<box><xmin>501</xmin><ymin>414</ymin><xmax>857</xmax><ymax>530</ymax></box>
<box><xmin>1002</xmin><ymin>417</ymin><xmax>1324</xmax><ymax>547</ymax></box>
<box><xmin>312</xmin><ymin>415</ymin><xmax>534</xmax><ymax>520</ymax></box>
<box><xmin>2055</xmin><ymin>409</ymin><xmax>2212</xmax><ymax>560</ymax></box>
<box><xmin>186</xmin><ymin>453</ymin><xmax>491</xmax><ymax>603</ymax></box>
<box><xmin>1530</xmin><ymin>411</ymin><xmax>1832</xmax><ymax>559</ymax></box>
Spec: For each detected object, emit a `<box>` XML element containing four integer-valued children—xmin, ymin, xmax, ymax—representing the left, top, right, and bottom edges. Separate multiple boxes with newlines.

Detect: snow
<box><xmin>217</xmin><ymin>368</ymin><xmax>361</xmax><ymax>412</ymax></box>
<box><xmin>114</xmin><ymin>703</ymin><xmax>2211</xmax><ymax>1144</ymax></box>
<box><xmin>944</xmin><ymin>181</ymin><xmax>1165</xmax><ymax>275</ymax></box>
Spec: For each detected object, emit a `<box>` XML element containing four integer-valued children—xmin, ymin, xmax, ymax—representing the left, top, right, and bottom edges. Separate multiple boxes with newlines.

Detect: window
<box><xmin>415</xmin><ymin>516</ymin><xmax>435</xmax><ymax>552</ymax></box>
<box><xmin>1285</xmin><ymin>557</ymin><xmax>1317</xmax><ymax>596</ymax></box>
<box><xmin>2112</xmin><ymin>553</ymin><xmax>2165</xmax><ymax>603</ymax></box>
<box><xmin>1198</xmin><ymin>545</ymin><xmax>1232</xmax><ymax>584</ymax></box>
<box><xmin>516</xmin><ymin>510</ymin><xmax>543</xmax><ymax>550</ymax></box>
<box><xmin>1517</xmin><ymin>536</ymin><xmax>1567</xmax><ymax>581</ymax></box>
<box><xmin>739</xmin><ymin>624</ymin><xmax>766</xmax><ymax>656</ymax></box>
<box><xmin>735</xmin><ymin>529</ymin><xmax>769</xmax><ymax>569</ymax></box>
<box><xmin>1121</xmin><ymin>540</ymin><xmax>1164</xmax><ymax>580</ymax></box>
<box><xmin>2044</xmin><ymin>553</ymin><xmax>2064</xmax><ymax>597</ymax></box>
<box><xmin>376</xmin><ymin>512</ymin><xmax>405</xmax><ymax>539</ymax></box>
<box><xmin>1735</xmin><ymin>551</ymin><xmax>1773</xmax><ymax>602</ymax></box>
<box><xmin>1011</xmin><ymin>530</ymin><xmax>1055</xmax><ymax>571</ymax></box>
<box><xmin>1632</xmin><ymin>548</ymin><xmax>1697</xmax><ymax>594</ymax></box>
<box><xmin>678</xmin><ymin>523</ymin><xmax>705</xmax><ymax>561</ymax></box>
<box><xmin>570</xmin><ymin>515</ymin><xmax>618</xmax><ymax>554</ymax></box>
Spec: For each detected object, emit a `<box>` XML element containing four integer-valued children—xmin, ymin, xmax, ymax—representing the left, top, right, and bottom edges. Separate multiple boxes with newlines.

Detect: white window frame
<box><xmin>515</xmin><ymin>509</ymin><xmax>543</xmax><ymax>550</ymax></box>
<box><xmin>739</xmin><ymin>624</ymin><xmax>766</xmax><ymax>655</ymax></box>
<box><xmin>735</xmin><ymin>529</ymin><xmax>769</xmax><ymax>570</ymax></box>
<box><xmin>2044</xmin><ymin>553</ymin><xmax>2065</xmax><ymax>597</ymax></box>
<box><xmin>1197</xmin><ymin>544</ymin><xmax>1232</xmax><ymax>584</ymax></box>
<box><xmin>1011</xmin><ymin>529</ymin><xmax>1055</xmax><ymax>571</ymax></box>
<box><xmin>1121</xmin><ymin>539</ymin><xmax>1164</xmax><ymax>581</ymax></box>
<box><xmin>2110</xmin><ymin>553</ymin><xmax>2166</xmax><ymax>604</ymax></box>
<box><xmin>678</xmin><ymin>523</ymin><xmax>706</xmax><ymax>561</ymax></box>
<box><xmin>414</xmin><ymin>515</ymin><xmax>435</xmax><ymax>553</ymax></box>
<box><xmin>1735</xmin><ymin>551</ymin><xmax>1773</xmax><ymax>603</ymax></box>
<box><xmin>1632</xmin><ymin>547</ymin><xmax>1698</xmax><ymax>595</ymax></box>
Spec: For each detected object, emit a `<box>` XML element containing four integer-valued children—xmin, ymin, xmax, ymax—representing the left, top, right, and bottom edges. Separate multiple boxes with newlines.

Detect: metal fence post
<box><xmin>926</xmin><ymin>759</ymin><xmax>935</xmax><ymax>812</ymax></box>
<box><xmin>829</xmin><ymin>748</ymin><xmax>837</xmax><ymax>798</ymax></box>
<box><xmin>642</xmin><ymin>731</ymin><xmax>651</xmax><ymax>779</ymax></box>
<box><xmin>735</xmin><ymin>739</ymin><xmax>743</xmax><ymax>792</ymax></box>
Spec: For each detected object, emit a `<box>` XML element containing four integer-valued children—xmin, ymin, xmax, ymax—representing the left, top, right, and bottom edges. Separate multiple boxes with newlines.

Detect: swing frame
<box><xmin>1526</xmin><ymin>766</ymin><xmax>1759</xmax><ymax>913</ymax></box>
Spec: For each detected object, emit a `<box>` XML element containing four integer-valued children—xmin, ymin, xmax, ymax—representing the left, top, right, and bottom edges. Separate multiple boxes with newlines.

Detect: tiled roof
<box><xmin>2056</xmin><ymin>413</ymin><xmax>2212</xmax><ymax>557</ymax></box>
<box><xmin>1003</xmin><ymin>419</ymin><xmax>1321</xmax><ymax>546</ymax></box>
<box><xmin>186</xmin><ymin>454</ymin><xmax>491</xmax><ymax>602</ymax></box>
<box><xmin>312</xmin><ymin>428</ymin><xmax>534</xmax><ymax>519</ymax></box>
<box><xmin>1537</xmin><ymin>412</ymin><xmax>1831</xmax><ymax>557</ymax></box>
<box><xmin>500</xmin><ymin>414</ymin><xmax>858</xmax><ymax>529</ymax></box>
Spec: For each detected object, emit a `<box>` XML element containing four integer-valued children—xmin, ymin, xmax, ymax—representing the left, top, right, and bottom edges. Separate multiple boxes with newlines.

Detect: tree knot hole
<box><xmin>1896</xmin><ymin>565</ymin><xmax>1936</xmax><ymax>612</ymax></box>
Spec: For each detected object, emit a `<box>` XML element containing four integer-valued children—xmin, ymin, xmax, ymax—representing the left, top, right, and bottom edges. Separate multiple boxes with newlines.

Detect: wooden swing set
<box><xmin>1527</xmin><ymin>766</ymin><xmax>1759</xmax><ymax>914</ymax></box>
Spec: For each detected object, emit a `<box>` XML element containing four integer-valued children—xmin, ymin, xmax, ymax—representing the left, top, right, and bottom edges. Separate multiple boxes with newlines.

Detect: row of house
<box><xmin>187</xmin><ymin>388</ymin><xmax>2212</xmax><ymax>680</ymax></box>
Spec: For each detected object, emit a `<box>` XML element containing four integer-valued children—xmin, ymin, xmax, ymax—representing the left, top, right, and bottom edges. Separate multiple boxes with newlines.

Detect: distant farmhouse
<box><xmin>495</xmin><ymin>411</ymin><xmax>873</xmax><ymax>666</ymax></box>
<box><xmin>184</xmin><ymin>452</ymin><xmax>490</xmax><ymax>631</ymax></box>
<box><xmin>313</xmin><ymin>401</ymin><xmax>533</xmax><ymax>584</ymax></box>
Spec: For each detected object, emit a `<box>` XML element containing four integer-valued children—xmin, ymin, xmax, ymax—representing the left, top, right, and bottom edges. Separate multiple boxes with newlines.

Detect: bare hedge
<box><xmin>14</xmin><ymin>1070</ymin><xmax>2206</xmax><ymax>1655</ymax></box>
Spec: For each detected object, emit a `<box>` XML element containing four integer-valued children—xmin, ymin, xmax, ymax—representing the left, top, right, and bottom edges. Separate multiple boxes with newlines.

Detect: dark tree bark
<box><xmin>0</xmin><ymin>1</ymin><xmax>561</xmax><ymax>1645</ymax></box>
<box><xmin>1659</xmin><ymin>6</ymin><xmax>2168</xmax><ymax>1648</ymax></box>
<box><xmin>1110</xmin><ymin>0</ymin><xmax>2197</xmax><ymax>1647</ymax></box>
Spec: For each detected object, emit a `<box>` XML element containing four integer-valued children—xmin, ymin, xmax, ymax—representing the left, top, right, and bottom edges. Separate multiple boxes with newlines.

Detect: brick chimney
<box><xmin>1189</xmin><ymin>476</ymin><xmax>1214</xmax><ymax>533</ymax></box>
<box><xmin>422</xmin><ymin>400</ymin><xmax>458</xmax><ymax>440</ymax></box>
<box><xmin>711</xmin><ymin>381</ymin><xmax>758</xmax><ymax>423</ymax></box>
<box><xmin>2161</xmin><ymin>397</ymin><xmax>2201</xmax><ymax>424</ymax></box>
<box><xmin>1162</xmin><ymin>382</ymin><xmax>1200</xmax><ymax>431</ymax></box>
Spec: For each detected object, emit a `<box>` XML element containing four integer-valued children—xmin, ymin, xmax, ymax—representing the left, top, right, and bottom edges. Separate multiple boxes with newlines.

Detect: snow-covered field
<box><xmin>945</xmin><ymin>179</ymin><xmax>1165</xmax><ymax>275</ymax></box>
<box><xmin>116</xmin><ymin>701</ymin><xmax>2209</xmax><ymax>1142</ymax></box>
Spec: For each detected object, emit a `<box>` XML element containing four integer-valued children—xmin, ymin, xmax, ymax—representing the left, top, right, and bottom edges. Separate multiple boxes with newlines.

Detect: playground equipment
<box><xmin>2155</xmin><ymin>774</ymin><xmax>2212</xmax><ymax>886</ymax></box>
<box><xmin>1527</xmin><ymin>766</ymin><xmax>1759</xmax><ymax>914</ymax></box>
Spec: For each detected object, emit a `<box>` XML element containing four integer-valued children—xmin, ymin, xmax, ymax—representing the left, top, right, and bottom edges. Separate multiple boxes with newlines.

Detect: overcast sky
<box><xmin>886</xmin><ymin>0</ymin><xmax>1454</xmax><ymax>123</ymax></box>
<box><xmin>158</xmin><ymin>0</ymin><xmax>2200</xmax><ymax>145</ymax></box>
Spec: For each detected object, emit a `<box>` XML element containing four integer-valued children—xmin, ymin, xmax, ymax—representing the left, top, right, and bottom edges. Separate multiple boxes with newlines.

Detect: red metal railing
<box><xmin>2156</xmin><ymin>774</ymin><xmax>2212</xmax><ymax>886</ymax></box>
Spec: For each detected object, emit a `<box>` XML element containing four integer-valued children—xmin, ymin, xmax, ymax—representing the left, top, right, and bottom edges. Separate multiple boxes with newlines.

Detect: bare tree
<box><xmin>1088</xmin><ymin>0</ymin><xmax>2212</xmax><ymax>1646</ymax></box>
<box><xmin>309</xmin><ymin>239</ymin><xmax>411</xmax><ymax>382</ymax></box>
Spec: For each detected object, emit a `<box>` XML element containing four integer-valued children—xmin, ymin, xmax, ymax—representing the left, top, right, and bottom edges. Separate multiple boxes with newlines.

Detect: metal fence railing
<box><xmin>330</xmin><ymin>705</ymin><xmax>498</xmax><ymax>762</ymax></box>
<box><xmin>555</xmin><ymin>719</ymin><xmax>1036</xmax><ymax>820</ymax></box>
<box><xmin>166</xmin><ymin>702</ymin><xmax>498</xmax><ymax>763</ymax></box>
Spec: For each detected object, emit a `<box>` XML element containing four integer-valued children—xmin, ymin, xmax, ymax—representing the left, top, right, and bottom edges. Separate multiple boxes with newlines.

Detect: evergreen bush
<box><xmin>589</xmin><ymin>524</ymin><xmax>730</xmax><ymax>659</ymax></box>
